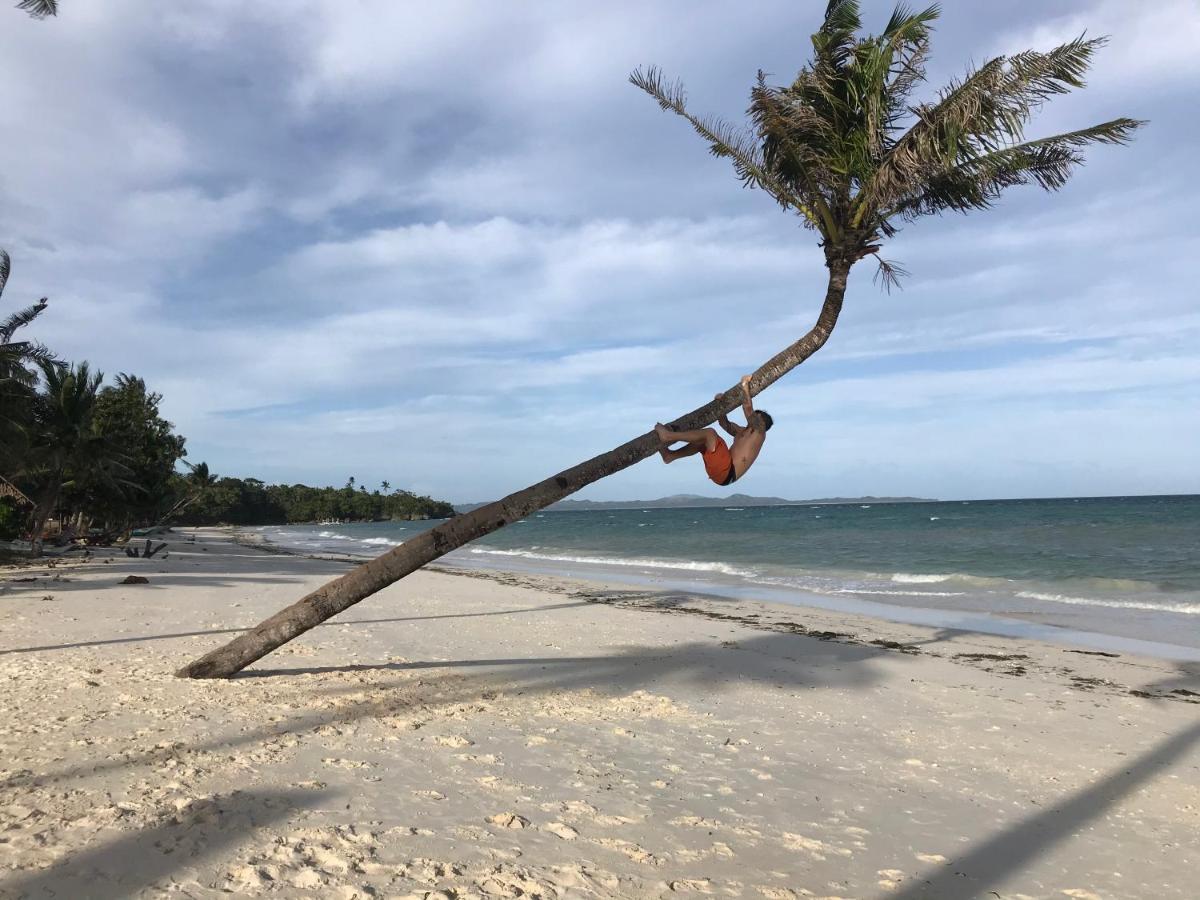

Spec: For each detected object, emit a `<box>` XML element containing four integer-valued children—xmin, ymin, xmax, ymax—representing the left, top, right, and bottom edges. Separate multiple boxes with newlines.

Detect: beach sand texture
<box><xmin>1</xmin><ymin>529</ymin><xmax>1197</xmax><ymax>899</ymax></box>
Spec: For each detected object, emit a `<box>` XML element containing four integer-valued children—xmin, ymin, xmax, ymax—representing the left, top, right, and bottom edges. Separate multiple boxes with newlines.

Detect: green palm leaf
<box><xmin>15</xmin><ymin>0</ymin><xmax>58</xmax><ymax>19</ymax></box>
<box><xmin>634</xmin><ymin>7</ymin><xmax>1143</xmax><ymax>286</ymax></box>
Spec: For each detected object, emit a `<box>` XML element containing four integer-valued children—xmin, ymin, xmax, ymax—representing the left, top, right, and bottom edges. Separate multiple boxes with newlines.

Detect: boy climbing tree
<box><xmin>655</xmin><ymin>376</ymin><xmax>773</xmax><ymax>486</ymax></box>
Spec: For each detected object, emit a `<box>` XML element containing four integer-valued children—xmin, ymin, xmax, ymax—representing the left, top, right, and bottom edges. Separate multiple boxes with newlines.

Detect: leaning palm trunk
<box><xmin>28</xmin><ymin>475</ymin><xmax>62</xmax><ymax>557</ymax></box>
<box><xmin>156</xmin><ymin>491</ymin><xmax>199</xmax><ymax>526</ymax></box>
<box><xmin>176</xmin><ymin>261</ymin><xmax>850</xmax><ymax>678</ymax></box>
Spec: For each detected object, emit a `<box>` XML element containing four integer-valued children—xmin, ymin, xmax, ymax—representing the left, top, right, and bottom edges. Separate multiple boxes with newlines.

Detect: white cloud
<box><xmin>996</xmin><ymin>0</ymin><xmax>1200</xmax><ymax>85</ymax></box>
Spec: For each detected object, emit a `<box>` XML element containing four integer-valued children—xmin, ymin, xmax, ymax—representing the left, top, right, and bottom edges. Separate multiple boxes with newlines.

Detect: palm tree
<box><xmin>15</xmin><ymin>1</ymin><xmax>57</xmax><ymax>19</ymax></box>
<box><xmin>178</xmin><ymin>2</ymin><xmax>1142</xmax><ymax>678</ymax></box>
<box><xmin>157</xmin><ymin>460</ymin><xmax>218</xmax><ymax>525</ymax></box>
<box><xmin>0</xmin><ymin>249</ymin><xmax>57</xmax><ymax>473</ymax></box>
<box><xmin>187</xmin><ymin>461</ymin><xmax>218</xmax><ymax>492</ymax></box>
<box><xmin>26</xmin><ymin>360</ymin><xmax>127</xmax><ymax>554</ymax></box>
<box><xmin>381</xmin><ymin>480</ymin><xmax>391</xmax><ymax>494</ymax></box>
<box><xmin>0</xmin><ymin>251</ymin><xmax>55</xmax><ymax>381</ymax></box>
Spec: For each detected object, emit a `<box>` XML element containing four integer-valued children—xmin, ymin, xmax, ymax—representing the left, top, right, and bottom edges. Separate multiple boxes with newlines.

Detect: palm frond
<box><xmin>853</xmin><ymin>5</ymin><xmax>939</xmax><ymax>163</ymax></box>
<box><xmin>1</xmin><ymin>297</ymin><xmax>49</xmax><ymax>344</ymax></box>
<box><xmin>748</xmin><ymin>73</ymin><xmax>839</xmax><ymax>231</ymax></box>
<box><xmin>0</xmin><ymin>248</ymin><xmax>9</xmax><ymax>300</ymax></box>
<box><xmin>16</xmin><ymin>0</ymin><xmax>57</xmax><ymax>18</ymax></box>
<box><xmin>817</xmin><ymin>1</ymin><xmax>863</xmax><ymax>69</ymax></box>
<box><xmin>862</xmin><ymin>36</ymin><xmax>1123</xmax><ymax>216</ymax></box>
<box><xmin>635</xmin><ymin>3</ymin><xmax>1142</xmax><ymax>293</ymax></box>
<box><xmin>890</xmin><ymin>117</ymin><xmax>1143</xmax><ymax>218</ymax></box>
<box><xmin>2</xmin><ymin>338</ymin><xmax>58</xmax><ymax>366</ymax></box>
<box><xmin>879</xmin><ymin>4</ymin><xmax>938</xmax><ymax>110</ymax></box>
<box><xmin>630</xmin><ymin>66</ymin><xmax>812</xmax><ymax>218</ymax></box>
<box><xmin>0</xmin><ymin>361</ymin><xmax>39</xmax><ymax>390</ymax></box>
<box><xmin>871</xmin><ymin>255</ymin><xmax>909</xmax><ymax>293</ymax></box>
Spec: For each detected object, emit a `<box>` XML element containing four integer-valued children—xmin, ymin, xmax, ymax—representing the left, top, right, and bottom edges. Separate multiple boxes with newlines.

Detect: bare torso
<box><xmin>730</xmin><ymin>428</ymin><xmax>765</xmax><ymax>479</ymax></box>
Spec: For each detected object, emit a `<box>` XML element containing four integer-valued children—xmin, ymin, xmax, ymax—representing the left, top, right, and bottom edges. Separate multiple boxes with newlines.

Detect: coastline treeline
<box><xmin>182</xmin><ymin>478</ymin><xmax>456</xmax><ymax>526</ymax></box>
<box><xmin>0</xmin><ymin>248</ymin><xmax>452</xmax><ymax>549</ymax></box>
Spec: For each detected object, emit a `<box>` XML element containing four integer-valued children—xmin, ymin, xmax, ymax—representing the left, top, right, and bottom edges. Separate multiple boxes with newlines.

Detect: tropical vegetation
<box><xmin>0</xmin><ymin>252</ymin><xmax>452</xmax><ymax>550</ymax></box>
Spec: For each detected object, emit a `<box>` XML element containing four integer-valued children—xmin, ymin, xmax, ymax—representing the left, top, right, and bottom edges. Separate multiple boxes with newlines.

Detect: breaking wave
<box><xmin>1015</xmin><ymin>591</ymin><xmax>1200</xmax><ymax>615</ymax></box>
<box><xmin>467</xmin><ymin>547</ymin><xmax>757</xmax><ymax>579</ymax></box>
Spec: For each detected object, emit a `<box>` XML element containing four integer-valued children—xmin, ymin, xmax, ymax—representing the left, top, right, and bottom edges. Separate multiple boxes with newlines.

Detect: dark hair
<box><xmin>757</xmin><ymin>410</ymin><xmax>774</xmax><ymax>432</ymax></box>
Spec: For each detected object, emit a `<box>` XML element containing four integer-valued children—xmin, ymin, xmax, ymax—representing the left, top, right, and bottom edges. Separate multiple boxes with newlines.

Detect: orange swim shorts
<box><xmin>702</xmin><ymin>436</ymin><xmax>736</xmax><ymax>486</ymax></box>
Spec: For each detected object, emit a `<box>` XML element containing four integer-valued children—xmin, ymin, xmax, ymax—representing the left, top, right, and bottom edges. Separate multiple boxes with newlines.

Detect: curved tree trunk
<box><xmin>28</xmin><ymin>475</ymin><xmax>61</xmax><ymax>558</ymax></box>
<box><xmin>177</xmin><ymin>259</ymin><xmax>852</xmax><ymax>678</ymax></box>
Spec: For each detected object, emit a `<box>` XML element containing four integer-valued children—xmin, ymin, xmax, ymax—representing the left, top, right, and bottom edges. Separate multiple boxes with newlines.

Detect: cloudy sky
<box><xmin>2</xmin><ymin>0</ymin><xmax>1197</xmax><ymax>503</ymax></box>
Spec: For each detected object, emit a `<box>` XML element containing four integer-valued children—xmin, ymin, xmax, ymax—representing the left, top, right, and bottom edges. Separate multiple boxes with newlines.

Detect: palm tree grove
<box><xmin>1</xmin><ymin>243</ymin><xmax>453</xmax><ymax>557</ymax></box>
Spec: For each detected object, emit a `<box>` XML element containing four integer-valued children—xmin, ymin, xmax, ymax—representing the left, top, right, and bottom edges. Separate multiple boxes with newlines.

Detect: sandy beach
<box><xmin>1</xmin><ymin>529</ymin><xmax>1196</xmax><ymax>899</ymax></box>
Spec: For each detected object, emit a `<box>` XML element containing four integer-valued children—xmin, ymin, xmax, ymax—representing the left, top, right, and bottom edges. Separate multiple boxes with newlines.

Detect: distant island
<box><xmin>454</xmin><ymin>494</ymin><xmax>936</xmax><ymax>513</ymax></box>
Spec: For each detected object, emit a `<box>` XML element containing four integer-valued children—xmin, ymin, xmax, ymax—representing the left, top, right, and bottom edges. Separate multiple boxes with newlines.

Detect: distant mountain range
<box><xmin>453</xmin><ymin>493</ymin><xmax>936</xmax><ymax>513</ymax></box>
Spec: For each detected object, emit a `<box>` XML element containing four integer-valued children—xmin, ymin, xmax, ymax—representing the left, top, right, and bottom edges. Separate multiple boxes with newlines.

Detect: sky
<box><xmin>1</xmin><ymin>0</ymin><xmax>1197</xmax><ymax>504</ymax></box>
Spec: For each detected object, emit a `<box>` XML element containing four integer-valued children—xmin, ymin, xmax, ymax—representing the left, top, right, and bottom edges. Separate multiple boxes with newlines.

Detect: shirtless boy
<box><xmin>654</xmin><ymin>375</ymin><xmax>773</xmax><ymax>486</ymax></box>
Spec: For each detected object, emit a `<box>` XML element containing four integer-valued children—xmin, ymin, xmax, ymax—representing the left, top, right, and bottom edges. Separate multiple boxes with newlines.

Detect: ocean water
<box><xmin>249</xmin><ymin>495</ymin><xmax>1200</xmax><ymax>658</ymax></box>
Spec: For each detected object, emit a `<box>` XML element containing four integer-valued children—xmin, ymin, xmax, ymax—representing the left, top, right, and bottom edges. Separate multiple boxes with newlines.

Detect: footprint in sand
<box><xmin>455</xmin><ymin>752</ymin><xmax>499</xmax><ymax>764</ymax></box>
<box><xmin>780</xmin><ymin>832</ymin><xmax>852</xmax><ymax>860</ymax></box>
<box><xmin>589</xmin><ymin>837</ymin><xmax>662</xmax><ymax>866</ymax></box>
<box><xmin>668</xmin><ymin>878</ymin><xmax>715</xmax><ymax>893</ymax></box>
<box><xmin>877</xmin><ymin>868</ymin><xmax>906</xmax><ymax>889</ymax></box>
<box><xmin>319</xmin><ymin>757</ymin><xmax>371</xmax><ymax>770</ymax></box>
<box><xmin>486</xmin><ymin>812</ymin><xmax>530</xmax><ymax>829</ymax></box>
<box><xmin>542</xmin><ymin>821</ymin><xmax>579</xmax><ymax>840</ymax></box>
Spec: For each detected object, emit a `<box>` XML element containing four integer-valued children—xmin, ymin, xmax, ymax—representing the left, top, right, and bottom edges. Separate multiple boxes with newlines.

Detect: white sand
<box><xmin>1</xmin><ymin>528</ymin><xmax>1196</xmax><ymax>899</ymax></box>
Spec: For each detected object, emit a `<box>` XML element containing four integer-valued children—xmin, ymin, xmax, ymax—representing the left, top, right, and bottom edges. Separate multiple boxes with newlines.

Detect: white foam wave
<box><xmin>468</xmin><ymin>547</ymin><xmax>757</xmax><ymax>578</ymax></box>
<box><xmin>892</xmin><ymin>573</ymin><xmax>953</xmax><ymax>583</ymax></box>
<box><xmin>833</xmin><ymin>589</ymin><xmax>968</xmax><ymax>598</ymax></box>
<box><xmin>362</xmin><ymin>537</ymin><xmax>402</xmax><ymax>546</ymax></box>
<box><xmin>1015</xmin><ymin>591</ymin><xmax>1200</xmax><ymax>615</ymax></box>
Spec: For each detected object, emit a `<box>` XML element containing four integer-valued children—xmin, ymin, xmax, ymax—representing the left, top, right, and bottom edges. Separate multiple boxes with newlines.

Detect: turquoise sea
<box><xmin>251</xmin><ymin>495</ymin><xmax>1200</xmax><ymax>659</ymax></box>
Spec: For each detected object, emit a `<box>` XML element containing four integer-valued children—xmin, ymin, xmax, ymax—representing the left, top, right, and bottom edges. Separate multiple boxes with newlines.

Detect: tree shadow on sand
<box><xmin>2</xmin><ymin>629</ymin><xmax>893</xmax><ymax>793</ymax></box>
<box><xmin>0</xmin><ymin>600</ymin><xmax>593</xmax><ymax>656</ymax></box>
<box><xmin>1140</xmin><ymin>660</ymin><xmax>1200</xmax><ymax>699</ymax></box>
<box><xmin>242</xmin><ymin>627</ymin><xmax>888</xmax><ymax>700</ymax></box>
<box><xmin>0</xmin><ymin>789</ymin><xmax>327</xmax><ymax>900</ymax></box>
<box><xmin>887</xmin><ymin>719</ymin><xmax>1200</xmax><ymax>899</ymax></box>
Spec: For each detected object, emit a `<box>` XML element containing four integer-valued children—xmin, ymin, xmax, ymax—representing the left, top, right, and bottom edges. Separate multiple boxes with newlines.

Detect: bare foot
<box><xmin>658</xmin><ymin>446</ymin><xmax>672</xmax><ymax>463</ymax></box>
<box><xmin>654</xmin><ymin>423</ymin><xmax>673</xmax><ymax>444</ymax></box>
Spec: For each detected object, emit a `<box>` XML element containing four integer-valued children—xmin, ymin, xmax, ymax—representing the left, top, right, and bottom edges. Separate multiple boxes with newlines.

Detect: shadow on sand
<box><xmin>887</xmin><ymin>719</ymin><xmax>1200</xmax><ymax>899</ymax></box>
<box><xmin>1</xmin><ymin>629</ymin><xmax>891</xmax><ymax>793</ymax></box>
<box><xmin>0</xmin><ymin>600</ymin><xmax>593</xmax><ymax>657</ymax></box>
<box><xmin>0</xmin><ymin>789</ymin><xmax>327</xmax><ymax>900</ymax></box>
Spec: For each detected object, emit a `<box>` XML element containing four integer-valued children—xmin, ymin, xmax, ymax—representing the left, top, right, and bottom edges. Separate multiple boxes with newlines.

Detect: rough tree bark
<box><xmin>28</xmin><ymin>474</ymin><xmax>62</xmax><ymax>558</ymax></box>
<box><xmin>177</xmin><ymin>258</ymin><xmax>853</xmax><ymax>678</ymax></box>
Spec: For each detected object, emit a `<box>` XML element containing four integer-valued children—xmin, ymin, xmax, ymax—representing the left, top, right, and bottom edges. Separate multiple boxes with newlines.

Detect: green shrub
<box><xmin>0</xmin><ymin>498</ymin><xmax>23</xmax><ymax>541</ymax></box>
